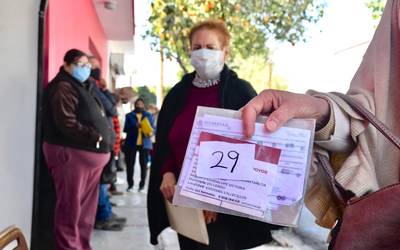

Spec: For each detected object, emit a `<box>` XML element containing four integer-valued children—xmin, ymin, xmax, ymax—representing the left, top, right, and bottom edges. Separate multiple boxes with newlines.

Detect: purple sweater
<box><xmin>160</xmin><ymin>85</ymin><xmax>219</xmax><ymax>177</ymax></box>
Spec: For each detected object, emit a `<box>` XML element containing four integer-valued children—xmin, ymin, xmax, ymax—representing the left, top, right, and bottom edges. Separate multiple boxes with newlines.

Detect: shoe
<box><xmin>138</xmin><ymin>186</ymin><xmax>147</xmax><ymax>193</ymax></box>
<box><xmin>126</xmin><ymin>188</ymin><xmax>137</xmax><ymax>193</ymax></box>
<box><xmin>111</xmin><ymin>213</ymin><xmax>127</xmax><ymax>224</ymax></box>
<box><xmin>116</xmin><ymin>166</ymin><xmax>124</xmax><ymax>172</ymax></box>
<box><xmin>110</xmin><ymin>190</ymin><xmax>124</xmax><ymax>196</ymax></box>
<box><xmin>94</xmin><ymin>218</ymin><xmax>124</xmax><ymax>231</ymax></box>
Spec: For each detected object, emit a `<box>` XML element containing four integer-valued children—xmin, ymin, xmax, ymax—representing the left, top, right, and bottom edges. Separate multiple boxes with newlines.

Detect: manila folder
<box><xmin>164</xmin><ymin>200</ymin><xmax>209</xmax><ymax>245</ymax></box>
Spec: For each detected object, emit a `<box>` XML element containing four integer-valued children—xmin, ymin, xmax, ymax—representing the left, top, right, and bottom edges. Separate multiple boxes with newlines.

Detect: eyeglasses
<box><xmin>73</xmin><ymin>62</ymin><xmax>92</xmax><ymax>69</ymax></box>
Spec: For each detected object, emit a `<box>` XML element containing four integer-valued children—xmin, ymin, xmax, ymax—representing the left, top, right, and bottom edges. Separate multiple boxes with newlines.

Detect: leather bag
<box><xmin>316</xmin><ymin>92</ymin><xmax>400</xmax><ymax>250</ymax></box>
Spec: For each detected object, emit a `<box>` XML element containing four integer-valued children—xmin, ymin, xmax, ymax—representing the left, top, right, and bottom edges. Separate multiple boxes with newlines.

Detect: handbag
<box><xmin>315</xmin><ymin>92</ymin><xmax>400</xmax><ymax>250</ymax></box>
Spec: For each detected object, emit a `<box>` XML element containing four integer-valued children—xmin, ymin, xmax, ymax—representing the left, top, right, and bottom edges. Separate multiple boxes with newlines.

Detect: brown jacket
<box><xmin>43</xmin><ymin>67</ymin><xmax>112</xmax><ymax>153</ymax></box>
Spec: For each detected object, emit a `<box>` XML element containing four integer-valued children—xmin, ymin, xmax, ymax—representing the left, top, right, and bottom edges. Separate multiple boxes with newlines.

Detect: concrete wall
<box><xmin>0</xmin><ymin>0</ymin><xmax>40</xmax><ymax>245</ymax></box>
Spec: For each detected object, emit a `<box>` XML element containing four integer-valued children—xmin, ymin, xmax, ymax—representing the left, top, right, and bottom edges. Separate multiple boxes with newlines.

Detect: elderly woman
<box><xmin>242</xmin><ymin>1</ymin><xmax>400</xmax><ymax>248</ymax></box>
<box><xmin>42</xmin><ymin>49</ymin><xmax>112</xmax><ymax>250</ymax></box>
<box><xmin>147</xmin><ymin>19</ymin><xmax>278</xmax><ymax>250</ymax></box>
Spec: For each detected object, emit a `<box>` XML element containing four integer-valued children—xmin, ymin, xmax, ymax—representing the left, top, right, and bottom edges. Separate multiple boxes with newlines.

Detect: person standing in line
<box><xmin>147</xmin><ymin>104</ymin><xmax>159</xmax><ymax>127</ymax></box>
<box><xmin>124</xmin><ymin>98</ymin><xmax>155</xmax><ymax>192</ymax></box>
<box><xmin>147</xmin><ymin>20</ymin><xmax>280</xmax><ymax>250</ymax></box>
<box><xmin>42</xmin><ymin>49</ymin><xmax>112</xmax><ymax>250</ymax></box>
<box><xmin>88</xmin><ymin>56</ymin><xmax>126</xmax><ymax>231</ymax></box>
<box><xmin>114</xmin><ymin>92</ymin><xmax>128</xmax><ymax>172</ymax></box>
<box><xmin>147</xmin><ymin>103</ymin><xmax>159</xmax><ymax>164</ymax></box>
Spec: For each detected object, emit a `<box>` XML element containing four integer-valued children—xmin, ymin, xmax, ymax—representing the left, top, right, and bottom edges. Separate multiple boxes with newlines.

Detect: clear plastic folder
<box><xmin>173</xmin><ymin>106</ymin><xmax>315</xmax><ymax>227</ymax></box>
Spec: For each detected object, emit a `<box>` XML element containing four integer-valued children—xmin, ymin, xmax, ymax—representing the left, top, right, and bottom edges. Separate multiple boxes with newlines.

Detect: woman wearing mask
<box><xmin>42</xmin><ymin>49</ymin><xmax>112</xmax><ymax>250</ymax></box>
<box><xmin>124</xmin><ymin>98</ymin><xmax>155</xmax><ymax>192</ymax></box>
<box><xmin>147</xmin><ymin>20</ymin><xmax>278</xmax><ymax>250</ymax></box>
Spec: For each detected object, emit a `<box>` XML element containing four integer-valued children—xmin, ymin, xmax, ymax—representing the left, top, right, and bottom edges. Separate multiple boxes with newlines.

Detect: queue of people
<box><xmin>42</xmin><ymin>48</ymin><xmax>157</xmax><ymax>249</ymax></box>
<box><xmin>42</xmin><ymin>0</ymin><xmax>400</xmax><ymax>248</ymax></box>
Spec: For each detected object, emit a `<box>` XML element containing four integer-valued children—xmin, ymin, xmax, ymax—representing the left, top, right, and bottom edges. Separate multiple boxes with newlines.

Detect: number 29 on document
<box><xmin>196</xmin><ymin>141</ymin><xmax>256</xmax><ymax>180</ymax></box>
<box><xmin>210</xmin><ymin>150</ymin><xmax>239</xmax><ymax>173</ymax></box>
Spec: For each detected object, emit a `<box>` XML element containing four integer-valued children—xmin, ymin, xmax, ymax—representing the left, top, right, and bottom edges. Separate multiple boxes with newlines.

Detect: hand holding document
<box><xmin>173</xmin><ymin>107</ymin><xmax>315</xmax><ymax>227</ymax></box>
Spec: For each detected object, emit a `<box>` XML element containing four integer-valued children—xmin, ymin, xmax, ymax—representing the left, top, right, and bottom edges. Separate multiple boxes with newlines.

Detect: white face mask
<box><xmin>190</xmin><ymin>48</ymin><xmax>224</xmax><ymax>80</ymax></box>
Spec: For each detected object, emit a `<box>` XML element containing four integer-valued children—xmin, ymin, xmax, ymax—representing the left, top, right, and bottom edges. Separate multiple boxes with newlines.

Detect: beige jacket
<box><xmin>305</xmin><ymin>0</ymin><xmax>400</xmax><ymax>228</ymax></box>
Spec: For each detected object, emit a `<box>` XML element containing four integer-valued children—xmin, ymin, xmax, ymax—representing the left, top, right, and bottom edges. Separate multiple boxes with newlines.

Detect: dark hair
<box><xmin>63</xmin><ymin>49</ymin><xmax>87</xmax><ymax>65</ymax></box>
<box><xmin>134</xmin><ymin>98</ymin><xmax>145</xmax><ymax>106</ymax></box>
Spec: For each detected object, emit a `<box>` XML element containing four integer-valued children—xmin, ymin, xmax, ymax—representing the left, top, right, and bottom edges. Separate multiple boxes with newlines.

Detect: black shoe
<box><xmin>138</xmin><ymin>186</ymin><xmax>147</xmax><ymax>193</ymax></box>
<box><xmin>94</xmin><ymin>218</ymin><xmax>124</xmax><ymax>231</ymax></box>
<box><xmin>126</xmin><ymin>187</ymin><xmax>136</xmax><ymax>193</ymax></box>
<box><xmin>111</xmin><ymin>213</ymin><xmax>127</xmax><ymax>225</ymax></box>
<box><xmin>139</xmin><ymin>180</ymin><xmax>145</xmax><ymax>189</ymax></box>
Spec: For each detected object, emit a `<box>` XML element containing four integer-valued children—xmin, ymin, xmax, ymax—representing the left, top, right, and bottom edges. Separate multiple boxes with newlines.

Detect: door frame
<box><xmin>31</xmin><ymin>0</ymin><xmax>49</xmax><ymax>249</ymax></box>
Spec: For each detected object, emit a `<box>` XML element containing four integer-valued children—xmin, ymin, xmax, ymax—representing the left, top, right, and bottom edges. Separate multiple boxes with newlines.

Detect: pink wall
<box><xmin>47</xmin><ymin>0</ymin><xmax>108</xmax><ymax>82</ymax></box>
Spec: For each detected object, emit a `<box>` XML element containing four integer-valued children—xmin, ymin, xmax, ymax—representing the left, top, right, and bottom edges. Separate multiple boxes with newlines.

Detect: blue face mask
<box><xmin>72</xmin><ymin>65</ymin><xmax>91</xmax><ymax>83</ymax></box>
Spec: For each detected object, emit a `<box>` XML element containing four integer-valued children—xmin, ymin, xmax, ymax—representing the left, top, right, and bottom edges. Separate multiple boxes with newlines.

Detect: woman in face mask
<box><xmin>147</xmin><ymin>20</ymin><xmax>279</xmax><ymax>250</ymax></box>
<box><xmin>123</xmin><ymin>98</ymin><xmax>156</xmax><ymax>192</ymax></box>
<box><xmin>42</xmin><ymin>49</ymin><xmax>113</xmax><ymax>250</ymax></box>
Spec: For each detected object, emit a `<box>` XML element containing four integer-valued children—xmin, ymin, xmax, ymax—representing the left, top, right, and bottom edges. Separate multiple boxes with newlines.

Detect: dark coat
<box><xmin>147</xmin><ymin>65</ymin><xmax>279</xmax><ymax>248</ymax></box>
<box><xmin>42</xmin><ymin>68</ymin><xmax>113</xmax><ymax>153</ymax></box>
<box><xmin>124</xmin><ymin>110</ymin><xmax>155</xmax><ymax>150</ymax></box>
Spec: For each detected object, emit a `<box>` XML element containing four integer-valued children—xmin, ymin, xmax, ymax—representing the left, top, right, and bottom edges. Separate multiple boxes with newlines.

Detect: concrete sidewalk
<box><xmin>91</xmin><ymin>170</ymin><xmax>328</xmax><ymax>250</ymax></box>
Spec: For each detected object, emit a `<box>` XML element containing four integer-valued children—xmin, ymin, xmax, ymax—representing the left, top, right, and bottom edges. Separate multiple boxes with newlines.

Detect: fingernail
<box><xmin>267</xmin><ymin>120</ymin><xmax>277</xmax><ymax>131</ymax></box>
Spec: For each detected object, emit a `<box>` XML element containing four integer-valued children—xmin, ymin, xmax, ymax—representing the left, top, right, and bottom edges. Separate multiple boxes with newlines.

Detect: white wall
<box><xmin>0</xmin><ymin>0</ymin><xmax>40</xmax><ymax>245</ymax></box>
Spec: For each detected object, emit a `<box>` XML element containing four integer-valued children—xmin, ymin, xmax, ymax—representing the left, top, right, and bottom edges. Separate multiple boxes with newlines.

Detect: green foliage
<box><xmin>146</xmin><ymin>0</ymin><xmax>326</xmax><ymax>73</ymax></box>
<box><xmin>137</xmin><ymin>85</ymin><xmax>173</xmax><ymax>105</ymax></box>
<box><xmin>366</xmin><ymin>0</ymin><xmax>385</xmax><ymax>20</ymax></box>
<box><xmin>135</xmin><ymin>86</ymin><xmax>157</xmax><ymax>106</ymax></box>
<box><xmin>231</xmin><ymin>54</ymin><xmax>287</xmax><ymax>93</ymax></box>
<box><xmin>162</xmin><ymin>85</ymin><xmax>173</xmax><ymax>95</ymax></box>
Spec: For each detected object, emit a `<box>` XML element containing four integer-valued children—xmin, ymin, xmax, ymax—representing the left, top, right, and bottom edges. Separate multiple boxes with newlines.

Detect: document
<box><xmin>140</xmin><ymin>117</ymin><xmax>153</xmax><ymax>137</ymax></box>
<box><xmin>165</xmin><ymin>200</ymin><xmax>209</xmax><ymax>245</ymax></box>
<box><xmin>181</xmin><ymin>131</ymin><xmax>280</xmax><ymax>217</ymax></box>
<box><xmin>174</xmin><ymin>109</ymin><xmax>314</xmax><ymax>225</ymax></box>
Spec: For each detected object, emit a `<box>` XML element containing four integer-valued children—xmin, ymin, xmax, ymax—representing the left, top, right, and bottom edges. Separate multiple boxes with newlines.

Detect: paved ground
<box><xmin>91</xmin><ymin>164</ymin><xmax>328</xmax><ymax>250</ymax></box>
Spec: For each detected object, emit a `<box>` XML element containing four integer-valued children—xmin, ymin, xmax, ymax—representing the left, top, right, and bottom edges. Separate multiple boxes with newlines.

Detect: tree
<box><xmin>143</xmin><ymin>86</ymin><xmax>173</xmax><ymax>104</ymax></box>
<box><xmin>366</xmin><ymin>0</ymin><xmax>386</xmax><ymax>20</ymax></box>
<box><xmin>135</xmin><ymin>86</ymin><xmax>157</xmax><ymax>106</ymax></box>
<box><xmin>230</xmin><ymin>54</ymin><xmax>288</xmax><ymax>93</ymax></box>
<box><xmin>146</xmin><ymin>0</ymin><xmax>326</xmax><ymax>74</ymax></box>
